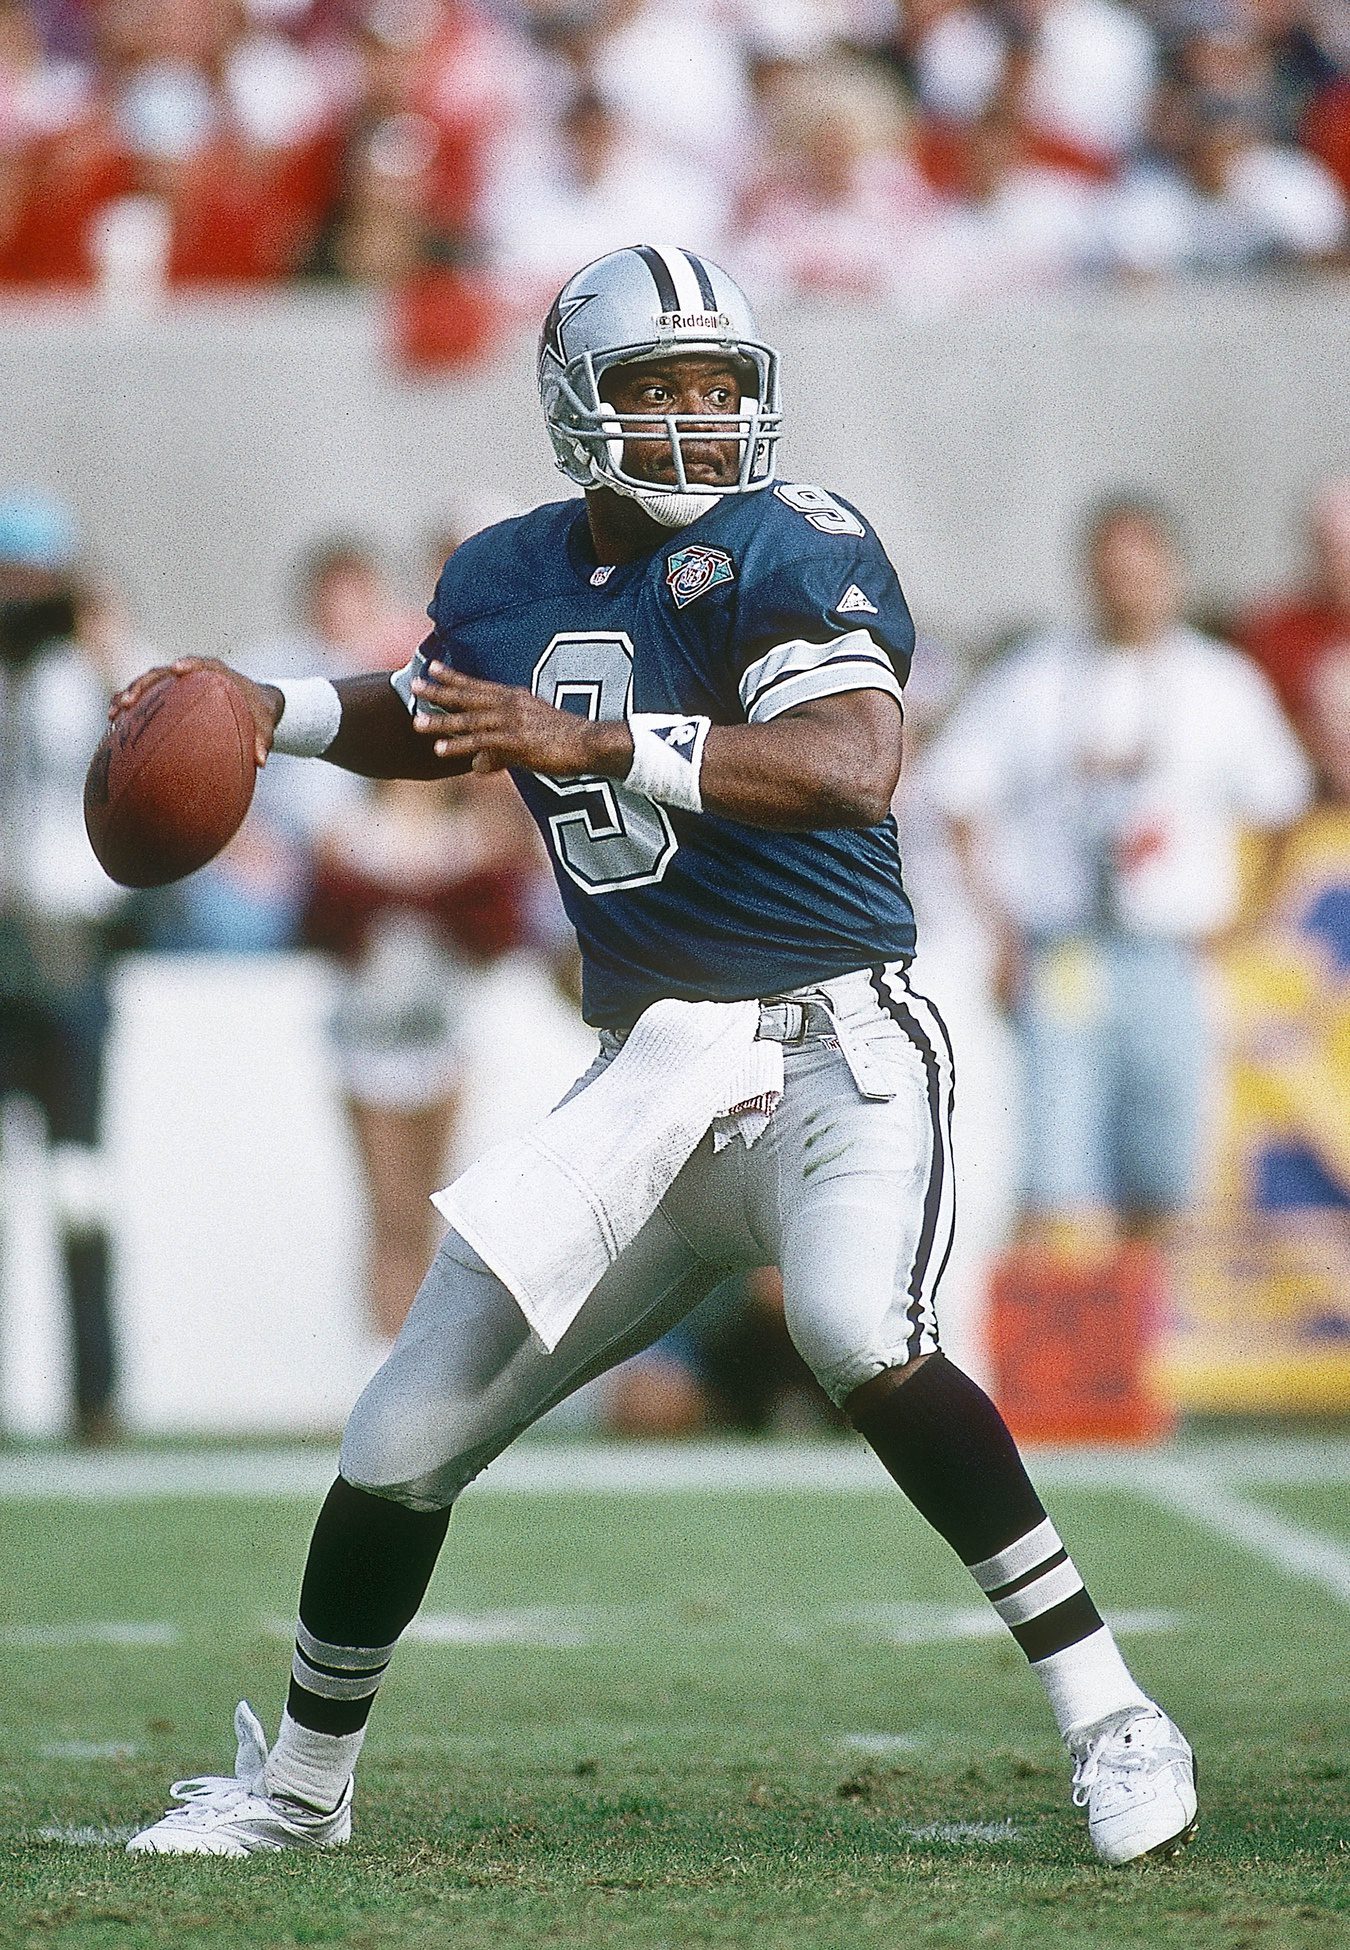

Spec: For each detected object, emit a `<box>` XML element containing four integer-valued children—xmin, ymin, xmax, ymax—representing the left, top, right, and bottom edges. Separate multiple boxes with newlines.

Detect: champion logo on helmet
<box><xmin>837</xmin><ymin>584</ymin><xmax>878</xmax><ymax>615</ymax></box>
<box><xmin>665</xmin><ymin>545</ymin><xmax>735</xmax><ymax>608</ymax></box>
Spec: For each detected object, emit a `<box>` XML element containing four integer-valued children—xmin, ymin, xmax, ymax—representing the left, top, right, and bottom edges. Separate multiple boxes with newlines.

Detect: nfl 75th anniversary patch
<box><xmin>666</xmin><ymin>544</ymin><xmax>736</xmax><ymax>608</ymax></box>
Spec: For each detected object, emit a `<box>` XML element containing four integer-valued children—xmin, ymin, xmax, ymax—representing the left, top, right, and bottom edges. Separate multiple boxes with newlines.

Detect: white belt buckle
<box><xmin>757</xmin><ymin>999</ymin><xmax>811</xmax><ymax>1043</ymax></box>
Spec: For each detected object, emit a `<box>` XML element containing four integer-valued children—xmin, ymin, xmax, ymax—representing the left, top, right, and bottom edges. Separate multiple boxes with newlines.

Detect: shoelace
<box><xmin>1070</xmin><ymin>1715</ymin><xmax>1182</xmax><ymax>1808</ymax></box>
<box><xmin>159</xmin><ymin>1773</ymin><xmax>255</xmax><ymax>1823</ymax></box>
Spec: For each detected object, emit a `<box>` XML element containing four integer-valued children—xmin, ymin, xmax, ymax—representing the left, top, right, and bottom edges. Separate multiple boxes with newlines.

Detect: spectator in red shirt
<box><xmin>1235</xmin><ymin>475</ymin><xmax>1350</xmax><ymax>740</ymax></box>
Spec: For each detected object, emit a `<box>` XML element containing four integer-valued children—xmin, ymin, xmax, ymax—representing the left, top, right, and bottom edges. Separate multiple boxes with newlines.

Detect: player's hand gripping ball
<box><xmin>85</xmin><ymin>660</ymin><xmax>270</xmax><ymax>887</ymax></box>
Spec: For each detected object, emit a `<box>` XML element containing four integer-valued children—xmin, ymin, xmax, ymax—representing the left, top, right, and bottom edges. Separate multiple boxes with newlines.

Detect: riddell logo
<box><xmin>657</xmin><ymin>312</ymin><xmax>731</xmax><ymax>330</ymax></box>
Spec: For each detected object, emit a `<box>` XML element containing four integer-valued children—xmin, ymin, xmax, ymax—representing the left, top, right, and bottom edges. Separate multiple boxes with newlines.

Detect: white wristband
<box><xmin>625</xmin><ymin>713</ymin><xmax>710</xmax><ymax>814</ymax></box>
<box><xmin>268</xmin><ymin>677</ymin><xmax>343</xmax><ymax>757</ymax></box>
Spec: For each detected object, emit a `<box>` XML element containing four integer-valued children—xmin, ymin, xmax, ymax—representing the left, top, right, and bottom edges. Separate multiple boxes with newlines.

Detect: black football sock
<box><xmin>287</xmin><ymin>1475</ymin><xmax>451</xmax><ymax>1734</ymax></box>
<box><xmin>849</xmin><ymin>1353</ymin><xmax>1147</xmax><ymax>1735</ymax></box>
<box><xmin>264</xmin><ymin>1477</ymin><xmax>450</xmax><ymax>1809</ymax></box>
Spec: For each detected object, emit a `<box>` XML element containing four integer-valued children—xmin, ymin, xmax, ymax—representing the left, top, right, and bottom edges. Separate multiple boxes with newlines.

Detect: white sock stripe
<box><xmin>295</xmin><ymin>1620</ymin><xmax>398</xmax><ymax>1669</ymax></box>
<box><xmin>993</xmin><ymin>1558</ymin><xmax>1086</xmax><ymax>1628</ymax></box>
<box><xmin>291</xmin><ymin>1650</ymin><xmax>386</xmax><ymax>1702</ymax></box>
<box><xmin>968</xmin><ymin>1518</ymin><xmax>1062</xmax><ymax>1591</ymax></box>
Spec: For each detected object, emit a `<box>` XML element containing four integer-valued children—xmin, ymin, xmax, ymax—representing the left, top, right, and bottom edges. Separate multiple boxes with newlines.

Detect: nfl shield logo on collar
<box><xmin>665</xmin><ymin>545</ymin><xmax>735</xmax><ymax>609</ymax></box>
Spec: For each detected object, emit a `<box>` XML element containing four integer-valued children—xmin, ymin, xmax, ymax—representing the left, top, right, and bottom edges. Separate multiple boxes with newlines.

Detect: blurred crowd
<box><xmin>0</xmin><ymin>0</ymin><xmax>1347</xmax><ymax>338</ymax></box>
<box><xmin>3</xmin><ymin>470</ymin><xmax>1349</xmax><ymax>1438</ymax></box>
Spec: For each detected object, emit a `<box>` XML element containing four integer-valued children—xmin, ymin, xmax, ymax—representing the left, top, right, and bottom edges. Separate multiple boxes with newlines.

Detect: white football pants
<box><xmin>340</xmin><ymin>965</ymin><xmax>955</xmax><ymax>1511</ymax></box>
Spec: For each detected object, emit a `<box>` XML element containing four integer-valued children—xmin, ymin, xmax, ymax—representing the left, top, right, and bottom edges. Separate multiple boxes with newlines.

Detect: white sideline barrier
<box><xmin>1</xmin><ymin>948</ymin><xmax>1013</xmax><ymax>1437</ymax></box>
<box><xmin>0</xmin><ymin>1097</ymin><xmax>72</xmax><ymax>1439</ymax></box>
<box><xmin>101</xmin><ymin>950</ymin><xmax>593</xmax><ymax>1436</ymax></box>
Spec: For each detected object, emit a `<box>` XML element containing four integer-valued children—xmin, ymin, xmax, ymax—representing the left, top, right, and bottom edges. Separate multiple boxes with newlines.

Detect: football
<box><xmin>83</xmin><ymin>665</ymin><xmax>259</xmax><ymax>888</ymax></box>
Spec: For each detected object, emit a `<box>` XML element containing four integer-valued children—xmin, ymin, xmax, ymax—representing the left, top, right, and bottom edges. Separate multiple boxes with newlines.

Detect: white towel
<box><xmin>433</xmin><ymin>997</ymin><xmax>783</xmax><ymax>1350</ymax></box>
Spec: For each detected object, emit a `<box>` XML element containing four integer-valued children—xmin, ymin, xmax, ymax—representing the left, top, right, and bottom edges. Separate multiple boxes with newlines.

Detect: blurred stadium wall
<box><xmin>2</xmin><ymin>285</ymin><xmax>1348</xmax><ymax>657</ymax></box>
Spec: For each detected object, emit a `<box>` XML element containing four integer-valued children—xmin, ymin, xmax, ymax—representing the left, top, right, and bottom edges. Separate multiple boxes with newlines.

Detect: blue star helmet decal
<box><xmin>540</xmin><ymin>292</ymin><xmax>598</xmax><ymax>368</ymax></box>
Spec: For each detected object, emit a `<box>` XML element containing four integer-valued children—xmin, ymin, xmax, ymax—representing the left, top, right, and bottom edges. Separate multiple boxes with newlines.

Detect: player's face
<box><xmin>599</xmin><ymin>356</ymin><xmax>750</xmax><ymax>490</ymax></box>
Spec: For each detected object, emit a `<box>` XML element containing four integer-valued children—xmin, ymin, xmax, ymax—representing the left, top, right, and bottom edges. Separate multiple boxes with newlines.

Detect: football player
<box><xmin>118</xmin><ymin>246</ymin><xmax>1196</xmax><ymax>1865</ymax></box>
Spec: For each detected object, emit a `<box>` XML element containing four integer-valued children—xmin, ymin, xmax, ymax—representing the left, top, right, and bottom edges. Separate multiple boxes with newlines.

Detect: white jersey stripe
<box><xmin>739</xmin><ymin>630</ymin><xmax>890</xmax><ymax>714</ymax></box>
<box><xmin>749</xmin><ymin>662</ymin><xmax>903</xmax><ymax>725</ymax></box>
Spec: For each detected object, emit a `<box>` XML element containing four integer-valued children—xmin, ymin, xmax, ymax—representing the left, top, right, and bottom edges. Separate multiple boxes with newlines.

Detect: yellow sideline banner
<box><xmin>1165</xmin><ymin>825</ymin><xmax>1350</xmax><ymax>1414</ymax></box>
<box><xmin>1166</xmin><ymin>1214</ymin><xmax>1350</xmax><ymax>1413</ymax></box>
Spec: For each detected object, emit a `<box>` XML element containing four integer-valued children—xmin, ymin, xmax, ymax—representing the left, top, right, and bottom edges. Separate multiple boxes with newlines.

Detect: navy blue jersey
<box><xmin>407</xmin><ymin>482</ymin><xmax>917</xmax><ymax>1031</ymax></box>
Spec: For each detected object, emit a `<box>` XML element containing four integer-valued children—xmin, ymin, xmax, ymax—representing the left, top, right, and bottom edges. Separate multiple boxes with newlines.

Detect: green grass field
<box><xmin>2</xmin><ymin>1439</ymin><xmax>1348</xmax><ymax>1950</ymax></box>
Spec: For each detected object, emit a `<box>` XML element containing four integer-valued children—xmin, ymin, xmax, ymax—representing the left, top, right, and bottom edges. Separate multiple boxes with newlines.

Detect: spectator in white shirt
<box><xmin>1012</xmin><ymin>0</ymin><xmax>1160</xmax><ymax>161</ymax></box>
<box><xmin>912</xmin><ymin>101</ymin><xmax>1099</xmax><ymax>307</ymax></box>
<box><xmin>587</xmin><ymin>0</ymin><xmax>755</xmax><ymax>177</ymax></box>
<box><xmin>483</xmin><ymin>84</ymin><xmax>728</xmax><ymax>309</ymax></box>
<box><xmin>1104</xmin><ymin>92</ymin><xmax>1347</xmax><ymax>273</ymax></box>
<box><xmin>0</xmin><ymin>496</ymin><xmax>152</xmax><ymax>1442</ymax></box>
<box><xmin>734</xmin><ymin>53</ymin><xmax>936</xmax><ymax>303</ymax></box>
<box><xmin>929</xmin><ymin>496</ymin><xmax>1313</xmax><ymax>1242</ymax></box>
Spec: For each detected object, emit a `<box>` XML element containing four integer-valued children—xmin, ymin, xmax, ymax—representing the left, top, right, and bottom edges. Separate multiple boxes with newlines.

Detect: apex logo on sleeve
<box><xmin>666</xmin><ymin>545</ymin><xmax>735</xmax><ymax>609</ymax></box>
<box><xmin>837</xmin><ymin>584</ymin><xmax>878</xmax><ymax>616</ymax></box>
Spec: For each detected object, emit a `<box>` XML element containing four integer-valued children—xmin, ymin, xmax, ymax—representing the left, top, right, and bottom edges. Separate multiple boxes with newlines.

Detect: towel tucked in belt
<box><xmin>432</xmin><ymin>996</ymin><xmax>783</xmax><ymax>1351</ymax></box>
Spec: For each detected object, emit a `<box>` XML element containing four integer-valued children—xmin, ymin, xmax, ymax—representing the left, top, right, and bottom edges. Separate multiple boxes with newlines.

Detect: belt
<box><xmin>755</xmin><ymin>997</ymin><xmax>835</xmax><ymax>1044</ymax></box>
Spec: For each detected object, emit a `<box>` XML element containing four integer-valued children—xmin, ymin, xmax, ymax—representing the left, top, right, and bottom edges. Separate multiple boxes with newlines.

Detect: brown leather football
<box><xmin>84</xmin><ymin>666</ymin><xmax>258</xmax><ymax>888</ymax></box>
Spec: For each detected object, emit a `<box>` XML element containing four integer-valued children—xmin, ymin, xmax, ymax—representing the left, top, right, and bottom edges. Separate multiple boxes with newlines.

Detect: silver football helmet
<box><xmin>538</xmin><ymin>244</ymin><xmax>781</xmax><ymax>530</ymax></box>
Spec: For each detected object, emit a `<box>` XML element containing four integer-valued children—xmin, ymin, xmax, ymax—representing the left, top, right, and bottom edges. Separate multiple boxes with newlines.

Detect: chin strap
<box><xmin>602</xmin><ymin>474</ymin><xmax>720</xmax><ymax>530</ymax></box>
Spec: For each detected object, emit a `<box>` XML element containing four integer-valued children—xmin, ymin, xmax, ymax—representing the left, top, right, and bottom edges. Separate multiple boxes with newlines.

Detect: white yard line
<box><xmin>1136</xmin><ymin>1460</ymin><xmax>1350</xmax><ymax>1609</ymax></box>
<box><xmin>838</xmin><ymin>1732</ymin><xmax>926</xmax><ymax>1756</ymax></box>
<box><xmin>40</xmin><ymin>1740</ymin><xmax>141</xmax><ymax>1761</ymax></box>
<box><xmin>0</xmin><ymin>1621</ymin><xmax>179</xmax><ymax>1647</ymax></box>
<box><xmin>37</xmin><ymin>1823</ymin><xmax>137</xmax><ymax>1848</ymax></box>
<box><xmin>833</xmin><ymin>1603</ymin><xmax>1184</xmax><ymax>1645</ymax></box>
<box><xmin>899</xmin><ymin>1820</ymin><xmax>1018</xmax><ymax>1844</ymax></box>
<box><xmin>0</xmin><ymin>1436</ymin><xmax>1348</xmax><ymax>1502</ymax></box>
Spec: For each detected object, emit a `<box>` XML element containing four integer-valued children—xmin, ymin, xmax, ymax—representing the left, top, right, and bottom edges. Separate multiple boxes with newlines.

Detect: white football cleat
<box><xmin>1069</xmin><ymin>1703</ymin><xmax>1197</xmax><ymax>1866</ymax></box>
<box><xmin>127</xmin><ymin>1701</ymin><xmax>352</xmax><ymax>1857</ymax></box>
